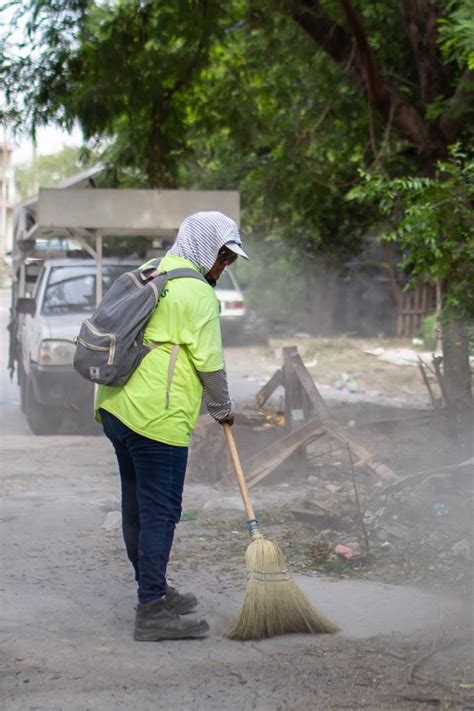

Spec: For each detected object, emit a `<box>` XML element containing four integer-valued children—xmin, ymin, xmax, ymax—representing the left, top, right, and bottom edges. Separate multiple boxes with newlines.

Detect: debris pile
<box><xmin>188</xmin><ymin>345</ymin><xmax>473</xmax><ymax>591</ymax></box>
<box><xmin>286</xmin><ymin>442</ymin><xmax>472</xmax><ymax>590</ymax></box>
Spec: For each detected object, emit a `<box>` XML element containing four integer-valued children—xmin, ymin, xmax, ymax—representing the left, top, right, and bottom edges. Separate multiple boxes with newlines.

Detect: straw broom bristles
<box><xmin>223</xmin><ymin>423</ymin><xmax>339</xmax><ymax>641</ymax></box>
<box><xmin>227</xmin><ymin>536</ymin><xmax>339</xmax><ymax>640</ymax></box>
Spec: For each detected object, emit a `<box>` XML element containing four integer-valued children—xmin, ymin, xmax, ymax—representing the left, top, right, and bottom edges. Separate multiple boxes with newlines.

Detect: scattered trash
<box><xmin>336</xmin><ymin>373</ymin><xmax>359</xmax><ymax>393</ymax></box>
<box><xmin>324</xmin><ymin>483</ymin><xmax>343</xmax><ymax>494</ymax></box>
<box><xmin>412</xmin><ymin>337</ymin><xmax>424</xmax><ymax>346</ymax></box>
<box><xmin>432</xmin><ymin>502</ymin><xmax>449</xmax><ymax>517</ymax></box>
<box><xmin>376</xmin><ymin>522</ymin><xmax>410</xmax><ymax>541</ymax></box>
<box><xmin>335</xmin><ymin>543</ymin><xmax>360</xmax><ymax>560</ymax></box>
<box><xmin>303</xmin><ymin>359</ymin><xmax>319</xmax><ymax>368</ymax></box>
<box><xmin>363</xmin><ymin>347</ymin><xmax>385</xmax><ymax>356</ymax></box>
<box><xmin>102</xmin><ymin>511</ymin><xmax>122</xmax><ymax>531</ymax></box>
<box><xmin>380</xmin><ymin>541</ymin><xmax>394</xmax><ymax>552</ymax></box>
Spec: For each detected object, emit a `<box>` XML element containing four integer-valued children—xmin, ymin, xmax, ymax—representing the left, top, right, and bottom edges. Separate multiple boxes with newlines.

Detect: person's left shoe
<box><xmin>165</xmin><ymin>585</ymin><xmax>198</xmax><ymax>615</ymax></box>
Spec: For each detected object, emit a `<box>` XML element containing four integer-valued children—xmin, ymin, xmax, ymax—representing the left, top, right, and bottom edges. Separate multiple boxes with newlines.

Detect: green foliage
<box><xmin>0</xmin><ymin>0</ymin><xmax>90</xmax><ymax>132</ymax></box>
<box><xmin>14</xmin><ymin>145</ymin><xmax>97</xmax><ymax>199</ymax></box>
<box><xmin>348</xmin><ymin>147</ymin><xmax>474</xmax><ymax>316</ymax></box>
<box><xmin>2</xmin><ymin>0</ymin><xmax>473</xmax><ymax>313</ymax></box>
<box><xmin>419</xmin><ymin>314</ymin><xmax>438</xmax><ymax>351</ymax></box>
<box><xmin>183</xmin><ymin>9</ymin><xmax>381</xmax><ymax>261</ymax></box>
<box><xmin>438</xmin><ymin>0</ymin><xmax>474</xmax><ymax>69</ymax></box>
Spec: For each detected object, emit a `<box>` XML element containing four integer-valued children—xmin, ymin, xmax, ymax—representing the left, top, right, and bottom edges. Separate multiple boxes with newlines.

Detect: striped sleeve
<box><xmin>196</xmin><ymin>368</ymin><xmax>234</xmax><ymax>421</ymax></box>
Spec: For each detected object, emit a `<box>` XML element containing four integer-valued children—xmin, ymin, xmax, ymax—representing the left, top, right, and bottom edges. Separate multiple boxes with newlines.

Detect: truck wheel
<box><xmin>18</xmin><ymin>362</ymin><xmax>27</xmax><ymax>413</ymax></box>
<box><xmin>24</xmin><ymin>378</ymin><xmax>63</xmax><ymax>435</ymax></box>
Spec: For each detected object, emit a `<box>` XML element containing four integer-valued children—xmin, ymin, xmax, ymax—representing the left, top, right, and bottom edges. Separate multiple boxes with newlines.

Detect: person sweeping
<box><xmin>95</xmin><ymin>211</ymin><xmax>248</xmax><ymax>641</ymax></box>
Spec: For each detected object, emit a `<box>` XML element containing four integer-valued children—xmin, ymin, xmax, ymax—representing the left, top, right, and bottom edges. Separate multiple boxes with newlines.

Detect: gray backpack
<box><xmin>73</xmin><ymin>262</ymin><xmax>207</xmax><ymax>385</ymax></box>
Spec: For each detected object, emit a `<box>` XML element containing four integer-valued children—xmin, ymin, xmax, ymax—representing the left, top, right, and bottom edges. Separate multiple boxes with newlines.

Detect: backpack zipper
<box><xmin>77</xmin><ymin>336</ymin><xmax>109</xmax><ymax>352</ymax></box>
<box><xmin>83</xmin><ymin>320</ymin><xmax>116</xmax><ymax>365</ymax></box>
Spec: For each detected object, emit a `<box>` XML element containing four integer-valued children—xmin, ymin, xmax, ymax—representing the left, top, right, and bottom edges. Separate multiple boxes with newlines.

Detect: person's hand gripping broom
<box><xmin>223</xmin><ymin>423</ymin><xmax>339</xmax><ymax>640</ymax></box>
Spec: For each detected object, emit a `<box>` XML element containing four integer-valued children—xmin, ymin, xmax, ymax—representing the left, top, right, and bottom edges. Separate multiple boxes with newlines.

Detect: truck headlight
<box><xmin>38</xmin><ymin>340</ymin><xmax>75</xmax><ymax>366</ymax></box>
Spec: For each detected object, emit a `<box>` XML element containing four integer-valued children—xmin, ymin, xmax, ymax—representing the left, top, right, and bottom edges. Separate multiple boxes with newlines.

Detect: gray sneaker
<box><xmin>134</xmin><ymin>597</ymin><xmax>209</xmax><ymax>641</ymax></box>
<box><xmin>165</xmin><ymin>585</ymin><xmax>198</xmax><ymax>615</ymax></box>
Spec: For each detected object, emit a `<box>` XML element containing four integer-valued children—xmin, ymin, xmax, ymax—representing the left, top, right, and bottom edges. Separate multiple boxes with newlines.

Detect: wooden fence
<box><xmin>396</xmin><ymin>284</ymin><xmax>435</xmax><ymax>338</ymax></box>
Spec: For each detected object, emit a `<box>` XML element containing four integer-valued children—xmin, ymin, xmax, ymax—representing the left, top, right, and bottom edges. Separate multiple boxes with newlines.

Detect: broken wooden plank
<box><xmin>432</xmin><ymin>355</ymin><xmax>448</xmax><ymax>407</ymax></box>
<box><xmin>306</xmin><ymin>498</ymin><xmax>335</xmax><ymax>514</ymax></box>
<box><xmin>282</xmin><ymin>346</ymin><xmax>309</xmax><ymax>475</ymax></box>
<box><xmin>417</xmin><ymin>357</ymin><xmax>439</xmax><ymax>409</ymax></box>
<box><xmin>255</xmin><ymin>368</ymin><xmax>284</xmax><ymax>408</ymax></box>
<box><xmin>384</xmin><ymin>457</ymin><xmax>474</xmax><ymax>494</ymax></box>
<box><xmin>285</xmin><ymin>348</ymin><xmax>398</xmax><ymax>481</ymax></box>
<box><xmin>240</xmin><ymin>418</ymin><xmax>326</xmax><ymax>488</ymax></box>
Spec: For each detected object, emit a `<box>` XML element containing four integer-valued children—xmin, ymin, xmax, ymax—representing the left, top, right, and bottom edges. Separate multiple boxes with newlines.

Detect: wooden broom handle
<box><xmin>223</xmin><ymin>423</ymin><xmax>257</xmax><ymax>524</ymax></box>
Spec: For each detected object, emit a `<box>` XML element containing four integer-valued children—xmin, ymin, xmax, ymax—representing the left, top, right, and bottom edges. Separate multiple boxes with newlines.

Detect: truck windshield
<box><xmin>42</xmin><ymin>265</ymin><xmax>138</xmax><ymax>314</ymax></box>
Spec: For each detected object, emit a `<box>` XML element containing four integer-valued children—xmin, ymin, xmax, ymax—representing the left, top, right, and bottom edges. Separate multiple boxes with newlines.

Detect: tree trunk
<box><xmin>441</xmin><ymin>308</ymin><xmax>473</xmax><ymax>456</ymax></box>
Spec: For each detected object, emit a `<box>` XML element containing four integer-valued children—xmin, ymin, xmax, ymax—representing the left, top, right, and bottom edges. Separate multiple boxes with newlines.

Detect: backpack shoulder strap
<box><xmin>151</xmin><ymin>268</ymin><xmax>208</xmax><ymax>285</ymax></box>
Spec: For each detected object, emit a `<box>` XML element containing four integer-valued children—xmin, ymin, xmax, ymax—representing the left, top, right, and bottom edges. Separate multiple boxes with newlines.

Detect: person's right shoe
<box><xmin>165</xmin><ymin>585</ymin><xmax>198</xmax><ymax>615</ymax></box>
<box><xmin>134</xmin><ymin>597</ymin><xmax>209</xmax><ymax>641</ymax></box>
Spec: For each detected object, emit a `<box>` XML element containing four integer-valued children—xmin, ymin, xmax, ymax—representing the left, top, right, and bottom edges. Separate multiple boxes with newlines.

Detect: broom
<box><xmin>223</xmin><ymin>423</ymin><xmax>339</xmax><ymax>640</ymax></box>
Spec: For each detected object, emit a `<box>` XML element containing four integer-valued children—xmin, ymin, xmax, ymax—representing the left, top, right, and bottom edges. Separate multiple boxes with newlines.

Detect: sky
<box><xmin>2</xmin><ymin>6</ymin><xmax>84</xmax><ymax>167</ymax></box>
<box><xmin>9</xmin><ymin>125</ymin><xmax>84</xmax><ymax>166</ymax></box>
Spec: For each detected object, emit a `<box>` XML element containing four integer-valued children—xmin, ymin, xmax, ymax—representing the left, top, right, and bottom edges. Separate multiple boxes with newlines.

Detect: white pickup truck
<box><xmin>14</xmin><ymin>258</ymin><xmax>141</xmax><ymax>434</ymax></box>
<box><xmin>13</xmin><ymin>257</ymin><xmax>245</xmax><ymax>434</ymax></box>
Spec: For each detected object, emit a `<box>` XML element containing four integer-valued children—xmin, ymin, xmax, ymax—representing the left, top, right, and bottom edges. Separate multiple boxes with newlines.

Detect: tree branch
<box><xmin>281</xmin><ymin>0</ymin><xmax>439</xmax><ymax>156</ymax></box>
<box><xmin>440</xmin><ymin>68</ymin><xmax>474</xmax><ymax>143</ymax></box>
<box><xmin>400</xmin><ymin>0</ymin><xmax>449</xmax><ymax>105</ymax></box>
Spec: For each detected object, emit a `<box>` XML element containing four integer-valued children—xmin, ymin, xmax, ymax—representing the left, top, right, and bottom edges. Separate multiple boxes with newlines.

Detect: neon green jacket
<box><xmin>95</xmin><ymin>254</ymin><xmax>224</xmax><ymax>446</ymax></box>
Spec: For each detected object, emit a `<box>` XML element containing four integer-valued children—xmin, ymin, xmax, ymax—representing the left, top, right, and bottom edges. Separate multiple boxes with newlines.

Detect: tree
<box><xmin>270</xmin><ymin>0</ymin><xmax>473</xmax><ymax>441</ymax></box>
<box><xmin>1</xmin><ymin>0</ymin><xmax>234</xmax><ymax>187</ymax></box>
<box><xmin>14</xmin><ymin>145</ymin><xmax>97</xmax><ymax>199</ymax></box>
<box><xmin>2</xmin><ymin>0</ymin><xmax>473</xmax><ymax>434</ymax></box>
<box><xmin>349</xmin><ymin>147</ymin><xmax>473</xmax><ymax>444</ymax></box>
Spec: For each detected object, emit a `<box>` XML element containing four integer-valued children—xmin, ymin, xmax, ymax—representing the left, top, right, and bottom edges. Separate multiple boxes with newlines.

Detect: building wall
<box><xmin>0</xmin><ymin>141</ymin><xmax>16</xmax><ymax>257</ymax></box>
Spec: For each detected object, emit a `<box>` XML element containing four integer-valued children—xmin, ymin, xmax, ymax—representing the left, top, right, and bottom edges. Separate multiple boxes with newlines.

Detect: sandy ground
<box><xmin>1</xmin><ymin>433</ymin><xmax>472</xmax><ymax>710</ymax></box>
<box><xmin>1</xmin><ymin>288</ymin><xmax>473</xmax><ymax>710</ymax></box>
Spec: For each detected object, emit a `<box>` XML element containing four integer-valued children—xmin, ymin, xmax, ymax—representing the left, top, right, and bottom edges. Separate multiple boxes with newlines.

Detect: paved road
<box><xmin>1</xmin><ymin>286</ymin><xmax>466</xmax><ymax>710</ymax></box>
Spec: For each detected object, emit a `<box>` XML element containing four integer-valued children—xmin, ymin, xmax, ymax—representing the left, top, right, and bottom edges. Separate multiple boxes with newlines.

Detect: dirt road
<box><xmin>1</xmin><ymin>287</ymin><xmax>472</xmax><ymax>710</ymax></box>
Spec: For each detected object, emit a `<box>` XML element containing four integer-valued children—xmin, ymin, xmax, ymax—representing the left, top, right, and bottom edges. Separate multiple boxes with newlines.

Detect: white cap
<box><xmin>225</xmin><ymin>240</ymin><xmax>249</xmax><ymax>259</ymax></box>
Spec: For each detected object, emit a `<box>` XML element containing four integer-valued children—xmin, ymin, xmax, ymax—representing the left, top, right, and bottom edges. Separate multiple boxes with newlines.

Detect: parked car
<box><xmin>13</xmin><ymin>259</ymin><xmax>245</xmax><ymax>434</ymax></box>
<box><xmin>14</xmin><ymin>258</ymin><xmax>141</xmax><ymax>434</ymax></box>
<box><xmin>214</xmin><ymin>267</ymin><xmax>246</xmax><ymax>341</ymax></box>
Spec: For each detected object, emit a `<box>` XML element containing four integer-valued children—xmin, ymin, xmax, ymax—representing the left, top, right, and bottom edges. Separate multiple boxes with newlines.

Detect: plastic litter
<box><xmin>432</xmin><ymin>502</ymin><xmax>449</xmax><ymax>516</ymax></box>
<box><xmin>101</xmin><ymin>511</ymin><xmax>122</xmax><ymax>531</ymax></box>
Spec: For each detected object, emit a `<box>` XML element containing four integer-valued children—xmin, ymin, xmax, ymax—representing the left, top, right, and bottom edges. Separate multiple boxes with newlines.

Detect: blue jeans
<box><xmin>100</xmin><ymin>410</ymin><xmax>188</xmax><ymax>604</ymax></box>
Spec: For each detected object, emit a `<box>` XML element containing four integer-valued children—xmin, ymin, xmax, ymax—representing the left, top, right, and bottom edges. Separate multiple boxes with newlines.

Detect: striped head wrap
<box><xmin>169</xmin><ymin>211</ymin><xmax>243</xmax><ymax>275</ymax></box>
